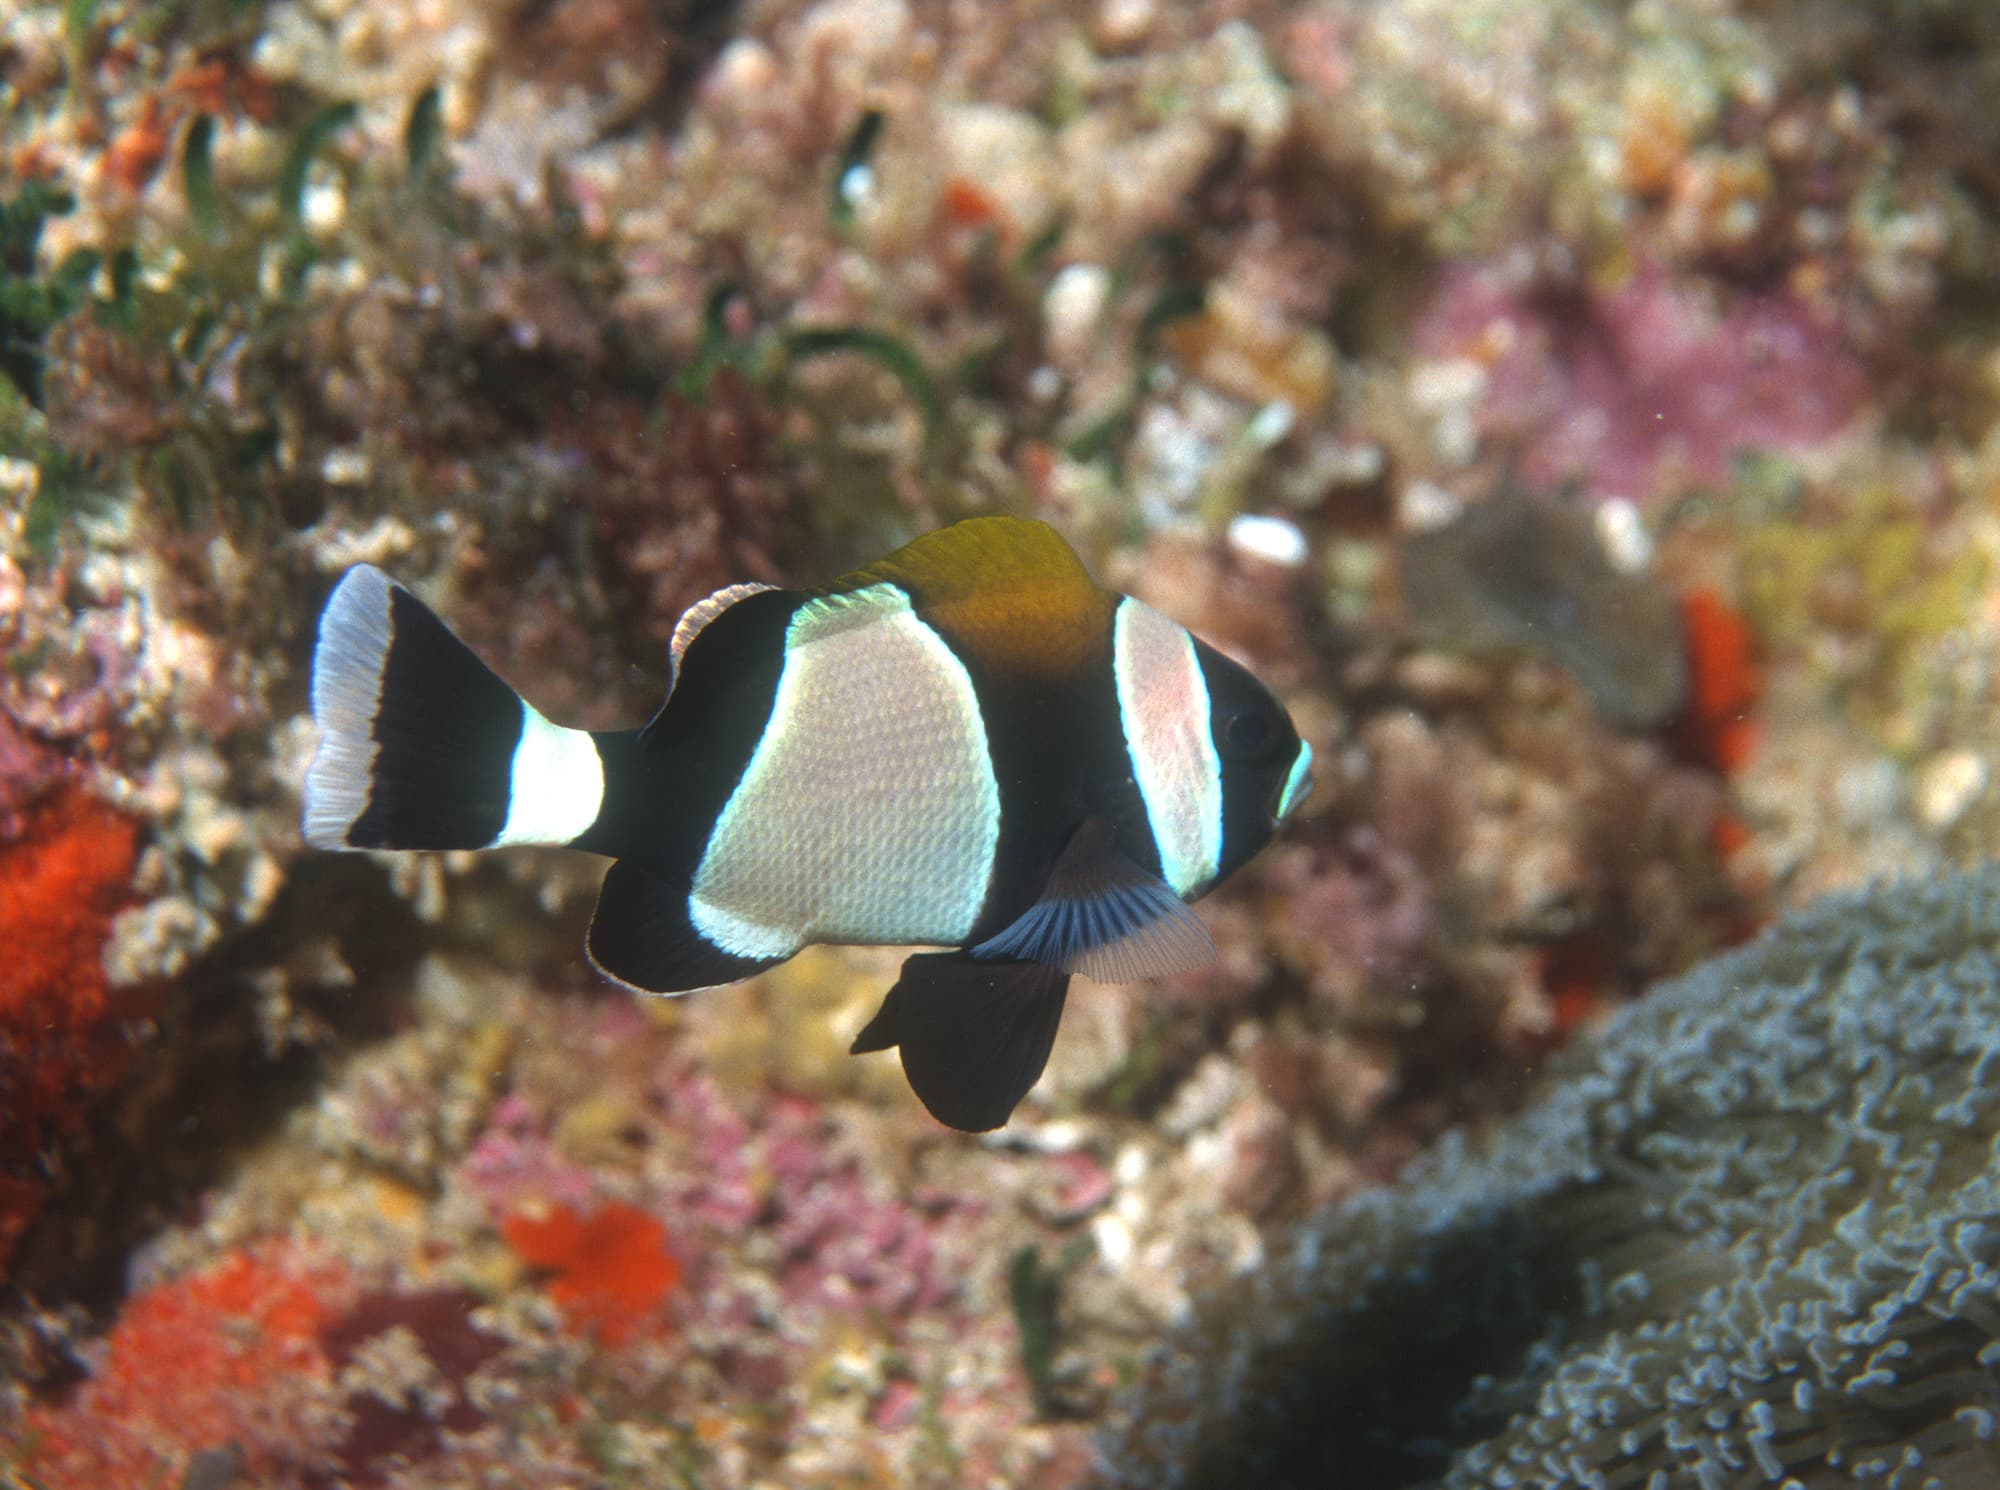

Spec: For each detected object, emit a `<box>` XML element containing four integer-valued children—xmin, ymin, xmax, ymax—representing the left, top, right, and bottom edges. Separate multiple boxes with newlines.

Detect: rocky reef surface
<box><xmin>2</xmin><ymin>0</ymin><xmax>1997</xmax><ymax>1485</ymax></box>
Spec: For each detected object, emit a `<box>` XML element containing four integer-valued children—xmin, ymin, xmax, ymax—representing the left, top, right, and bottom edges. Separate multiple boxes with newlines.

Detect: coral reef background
<box><xmin>2</xmin><ymin>0</ymin><xmax>1997</xmax><ymax>1485</ymax></box>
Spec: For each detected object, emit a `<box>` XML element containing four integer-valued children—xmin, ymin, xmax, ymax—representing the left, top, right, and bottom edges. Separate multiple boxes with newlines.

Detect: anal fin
<box><xmin>587</xmin><ymin>859</ymin><xmax>783</xmax><ymax>995</ymax></box>
<box><xmin>851</xmin><ymin>953</ymin><xmax>1070</xmax><ymax>1132</ymax></box>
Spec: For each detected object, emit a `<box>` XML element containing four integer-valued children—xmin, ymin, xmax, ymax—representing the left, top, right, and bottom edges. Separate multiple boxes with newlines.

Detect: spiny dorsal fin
<box><xmin>667</xmin><ymin>582</ymin><xmax>778</xmax><ymax>697</ymax></box>
<box><xmin>638</xmin><ymin>584</ymin><xmax>796</xmax><ymax>751</ymax></box>
<box><xmin>830</xmin><ymin>516</ymin><xmax>1114</xmax><ymax>677</ymax></box>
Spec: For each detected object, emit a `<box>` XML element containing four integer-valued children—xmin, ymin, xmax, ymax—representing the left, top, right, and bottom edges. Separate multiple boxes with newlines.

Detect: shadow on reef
<box><xmin>1101</xmin><ymin>867</ymin><xmax>2000</xmax><ymax>1490</ymax></box>
<box><xmin>1215</xmin><ymin>1191</ymin><xmax>1633</xmax><ymax>1490</ymax></box>
<box><xmin>1</xmin><ymin>855</ymin><xmax>430</xmax><ymax>1342</ymax></box>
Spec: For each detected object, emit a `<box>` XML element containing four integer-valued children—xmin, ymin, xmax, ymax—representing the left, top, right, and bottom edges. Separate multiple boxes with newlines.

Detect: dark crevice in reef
<box><xmin>654</xmin><ymin>0</ymin><xmax>753</xmax><ymax>133</ymax></box>
<box><xmin>1178</xmin><ymin>1191</ymin><xmax>1627</xmax><ymax>1490</ymax></box>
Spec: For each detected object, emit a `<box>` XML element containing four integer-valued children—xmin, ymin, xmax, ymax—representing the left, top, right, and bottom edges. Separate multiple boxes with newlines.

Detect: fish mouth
<box><xmin>1275</xmin><ymin>740</ymin><xmax>1314</xmax><ymax>822</ymax></box>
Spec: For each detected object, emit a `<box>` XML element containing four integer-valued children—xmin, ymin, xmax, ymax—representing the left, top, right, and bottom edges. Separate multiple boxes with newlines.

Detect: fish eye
<box><xmin>1222</xmin><ymin>708</ymin><xmax>1282</xmax><ymax>764</ymax></box>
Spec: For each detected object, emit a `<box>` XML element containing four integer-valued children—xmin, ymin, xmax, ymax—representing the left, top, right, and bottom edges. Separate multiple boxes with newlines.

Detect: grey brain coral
<box><xmin>1099</xmin><ymin>868</ymin><xmax>2000</xmax><ymax>1489</ymax></box>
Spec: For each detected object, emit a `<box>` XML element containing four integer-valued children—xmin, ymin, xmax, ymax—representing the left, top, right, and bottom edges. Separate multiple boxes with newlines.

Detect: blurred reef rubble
<box><xmin>1</xmin><ymin>0</ymin><xmax>1998</xmax><ymax>1485</ymax></box>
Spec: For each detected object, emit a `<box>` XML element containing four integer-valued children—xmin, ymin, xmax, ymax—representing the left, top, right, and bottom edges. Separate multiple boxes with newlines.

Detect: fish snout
<box><xmin>1275</xmin><ymin>740</ymin><xmax>1314</xmax><ymax>823</ymax></box>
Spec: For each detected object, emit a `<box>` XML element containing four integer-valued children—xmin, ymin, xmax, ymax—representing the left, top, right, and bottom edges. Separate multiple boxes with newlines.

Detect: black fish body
<box><xmin>305</xmin><ymin>517</ymin><xmax>1312</xmax><ymax>1129</ymax></box>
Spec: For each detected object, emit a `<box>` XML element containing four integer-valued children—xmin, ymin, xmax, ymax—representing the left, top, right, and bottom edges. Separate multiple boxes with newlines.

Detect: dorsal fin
<box><xmin>668</xmin><ymin>582</ymin><xmax>779</xmax><ymax>697</ymax></box>
<box><xmin>830</xmin><ymin>516</ymin><xmax>1115</xmax><ymax>677</ymax></box>
<box><xmin>638</xmin><ymin>584</ymin><xmax>795</xmax><ymax>750</ymax></box>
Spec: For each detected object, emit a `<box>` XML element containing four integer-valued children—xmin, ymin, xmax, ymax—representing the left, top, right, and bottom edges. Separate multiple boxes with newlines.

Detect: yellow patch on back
<box><xmin>831</xmin><ymin>516</ymin><xmax>1114</xmax><ymax>678</ymax></box>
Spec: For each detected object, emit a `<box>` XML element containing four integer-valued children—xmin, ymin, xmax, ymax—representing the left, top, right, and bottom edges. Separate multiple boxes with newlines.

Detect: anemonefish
<box><xmin>304</xmin><ymin>517</ymin><xmax>1312</xmax><ymax>1130</ymax></box>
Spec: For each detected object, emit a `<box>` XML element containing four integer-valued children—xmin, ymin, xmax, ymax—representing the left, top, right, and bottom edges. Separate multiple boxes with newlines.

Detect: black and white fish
<box><xmin>304</xmin><ymin>517</ymin><xmax>1313</xmax><ymax>1130</ymax></box>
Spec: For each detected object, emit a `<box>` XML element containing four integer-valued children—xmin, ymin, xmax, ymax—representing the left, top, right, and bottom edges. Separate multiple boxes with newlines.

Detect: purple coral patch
<box><xmin>319</xmin><ymin>1287</ymin><xmax>507</xmax><ymax>1486</ymax></box>
<box><xmin>1416</xmin><ymin>264</ymin><xmax>1869</xmax><ymax>498</ymax></box>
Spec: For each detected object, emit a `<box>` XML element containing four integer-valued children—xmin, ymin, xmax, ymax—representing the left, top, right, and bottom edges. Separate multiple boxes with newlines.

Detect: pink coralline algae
<box><xmin>458</xmin><ymin>1092</ymin><xmax>599</xmax><ymax>1216</ymax></box>
<box><xmin>655</xmin><ymin>1077</ymin><xmax>967</xmax><ymax>1323</ymax></box>
<box><xmin>0</xmin><ymin>713</ymin><xmax>68</xmax><ymax>834</ymax></box>
<box><xmin>1265</xmin><ymin>828</ymin><xmax>1434</xmax><ymax>1022</ymax></box>
<box><xmin>1416</xmin><ymin>264</ymin><xmax>1869</xmax><ymax>498</ymax></box>
<box><xmin>764</xmin><ymin>1114</ymin><xmax>953</xmax><ymax>1320</ymax></box>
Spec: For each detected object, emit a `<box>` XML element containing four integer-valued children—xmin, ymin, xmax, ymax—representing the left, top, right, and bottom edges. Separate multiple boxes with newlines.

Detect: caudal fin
<box><xmin>303</xmin><ymin>565</ymin><xmax>606</xmax><ymax>852</ymax></box>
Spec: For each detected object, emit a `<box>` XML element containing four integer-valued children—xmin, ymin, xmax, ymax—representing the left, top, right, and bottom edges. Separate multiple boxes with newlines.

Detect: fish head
<box><xmin>1109</xmin><ymin>595</ymin><xmax>1314</xmax><ymax>903</ymax></box>
<box><xmin>1193</xmin><ymin>637</ymin><xmax>1313</xmax><ymax>888</ymax></box>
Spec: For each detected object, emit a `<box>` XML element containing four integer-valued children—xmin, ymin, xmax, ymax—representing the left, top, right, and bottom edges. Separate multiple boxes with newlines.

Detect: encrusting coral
<box><xmin>1098</xmin><ymin>865</ymin><xmax>2000</xmax><ymax>1489</ymax></box>
<box><xmin>501</xmin><ymin>1198</ymin><xmax>683</xmax><ymax>1348</ymax></box>
<box><xmin>17</xmin><ymin>1242</ymin><xmax>353</xmax><ymax>1488</ymax></box>
<box><xmin>0</xmin><ymin>783</ymin><xmax>142</xmax><ymax>1269</ymax></box>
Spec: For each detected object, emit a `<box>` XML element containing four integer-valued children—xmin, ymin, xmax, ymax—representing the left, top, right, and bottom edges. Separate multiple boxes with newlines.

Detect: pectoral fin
<box><xmin>851</xmin><ymin>953</ymin><xmax>1070</xmax><ymax>1132</ymax></box>
<box><xmin>971</xmin><ymin>819</ymin><xmax>1215</xmax><ymax>982</ymax></box>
